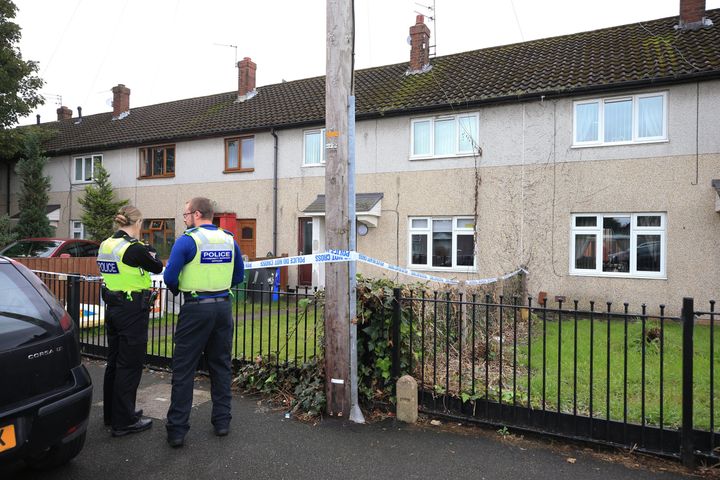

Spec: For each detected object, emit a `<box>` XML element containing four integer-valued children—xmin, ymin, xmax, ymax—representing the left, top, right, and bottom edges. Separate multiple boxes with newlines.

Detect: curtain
<box><xmin>638</xmin><ymin>96</ymin><xmax>663</xmax><ymax>138</ymax></box>
<box><xmin>434</xmin><ymin>119</ymin><xmax>454</xmax><ymax>156</ymax></box>
<box><xmin>604</xmin><ymin>99</ymin><xmax>631</xmax><ymax>142</ymax></box>
<box><xmin>413</xmin><ymin>121</ymin><xmax>431</xmax><ymax>155</ymax></box>
<box><xmin>575</xmin><ymin>102</ymin><xmax>599</xmax><ymax>142</ymax></box>
<box><xmin>304</xmin><ymin>131</ymin><xmax>322</xmax><ymax>164</ymax></box>
<box><xmin>227</xmin><ymin>140</ymin><xmax>239</xmax><ymax>169</ymax></box>
<box><xmin>241</xmin><ymin>138</ymin><xmax>254</xmax><ymax>168</ymax></box>
<box><xmin>458</xmin><ymin>115</ymin><xmax>478</xmax><ymax>153</ymax></box>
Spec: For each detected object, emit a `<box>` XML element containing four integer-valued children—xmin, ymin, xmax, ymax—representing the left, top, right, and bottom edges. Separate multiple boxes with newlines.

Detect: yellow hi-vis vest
<box><xmin>178</xmin><ymin>227</ymin><xmax>235</xmax><ymax>293</ymax></box>
<box><xmin>97</xmin><ymin>237</ymin><xmax>151</xmax><ymax>293</ymax></box>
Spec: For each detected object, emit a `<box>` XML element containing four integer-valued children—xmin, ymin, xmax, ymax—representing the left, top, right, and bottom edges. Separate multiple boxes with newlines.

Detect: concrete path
<box><xmin>1</xmin><ymin>360</ymin><xmax>700</xmax><ymax>480</ymax></box>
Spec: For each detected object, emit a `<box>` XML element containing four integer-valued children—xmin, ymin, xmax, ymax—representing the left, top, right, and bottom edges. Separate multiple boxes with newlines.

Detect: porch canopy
<box><xmin>302</xmin><ymin>192</ymin><xmax>383</xmax><ymax>228</ymax></box>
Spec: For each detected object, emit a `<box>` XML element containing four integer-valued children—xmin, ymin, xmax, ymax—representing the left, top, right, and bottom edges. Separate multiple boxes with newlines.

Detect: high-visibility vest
<box><xmin>97</xmin><ymin>237</ymin><xmax>151</xmax><ymax>293</ymax></box>
<box><xmin>178</xmin><ymin>227</ymin><xmax>234</xmax><ymax>293</ymax></box>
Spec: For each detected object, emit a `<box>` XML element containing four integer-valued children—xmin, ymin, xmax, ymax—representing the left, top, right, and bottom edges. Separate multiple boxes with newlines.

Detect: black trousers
<box><xmin>166</xmin><ymin>300</ymin><xmax>233</xmax><ymax>438</ymax></box>
<box><xmin>103</xmin><ymin>298</ymin><xmax>149</xmax><ymax>428</ymax></box>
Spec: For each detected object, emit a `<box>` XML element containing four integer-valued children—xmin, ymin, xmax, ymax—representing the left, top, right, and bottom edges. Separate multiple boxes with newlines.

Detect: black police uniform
<box><xmin>102</xmin><ymin>231</ymin><xmax>163</xmax><ymax>431</ymax></box>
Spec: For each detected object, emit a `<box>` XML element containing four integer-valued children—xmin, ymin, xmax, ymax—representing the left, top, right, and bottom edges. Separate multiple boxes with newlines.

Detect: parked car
<box><xmin>0</xmin><ymin>238</ymin><xmax>99</xmax><ymax>258</ymax></box>
<box><xmin>0</xmin><ymin>256</ymin><xmax>92</xmax><ymax>469</ymax></box>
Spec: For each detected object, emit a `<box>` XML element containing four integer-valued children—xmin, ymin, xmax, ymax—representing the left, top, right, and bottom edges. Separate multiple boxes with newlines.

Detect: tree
<box><xmin>0</xmin><ymin>0</ymin><xmax>44</xmax><ymax>131</ymax></box>
<box><xmin>14</xmin><ymin>132</ymin><xmax>52</xmax><ymax>238</ymax></box>
<box><xmin>78</xmin><ymin>164</ymin><xmax>128</xmax><ymax>241</ymax></box>
<box><xmin>0</xmin><ymin>213</ymin><xmax>17</xmax><ymax>247</ymax></box>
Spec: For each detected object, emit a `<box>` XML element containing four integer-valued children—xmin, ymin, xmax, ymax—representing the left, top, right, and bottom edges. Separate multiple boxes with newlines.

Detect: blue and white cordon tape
<box><xmin>244</xmin><ymin>249</ymin><xmax>528</xmax><ymax>286</ymax></box>
<box><xmin>32</xmin><ymin>251</ymin><xmax>527</xmax><ymax>286</ymax></box>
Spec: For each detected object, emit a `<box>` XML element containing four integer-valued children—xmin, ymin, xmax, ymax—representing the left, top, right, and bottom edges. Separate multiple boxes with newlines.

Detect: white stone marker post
<box><xmin>396</xmin><ymin>375</ymin><xmax>418</xmax><ymax>424</ymax></box>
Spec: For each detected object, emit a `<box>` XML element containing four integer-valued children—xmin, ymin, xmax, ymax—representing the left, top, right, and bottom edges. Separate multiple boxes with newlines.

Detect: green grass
<box><xmin>512</xmin><ymin>317</ymin><xmax>720</xmax><ymax>431</ymax></box>
<box><xmin>142</xmin><ymin>301</ymin><xmax>323</xmax><ymax>364</ymax></box>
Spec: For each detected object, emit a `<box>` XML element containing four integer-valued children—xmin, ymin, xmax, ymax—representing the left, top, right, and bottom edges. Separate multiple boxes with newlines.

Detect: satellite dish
<box><xmin>357</xmin><ymin>223</ymin><xmax>369</xmax><ymax>237</ymax></box>
<box><xmin>105</xmin><ymin>98</ymin><xmax>113</xmax><ymax>107</ymax></box>
<box><xmin>406</xmin><ymin>36</ymin><xmax>412</xmax><ymax>45</ymax></box>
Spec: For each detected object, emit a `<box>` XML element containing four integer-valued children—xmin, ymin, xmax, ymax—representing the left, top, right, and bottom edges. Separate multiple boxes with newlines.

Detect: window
<box><xmin>139</xmin><ymin>145</ymin><xmax>175</xmax><ymax>178</ymax></box>
<box><xmin>409</xmin><ymin>217</ymin><xmax>475</xmax><ymax>270</ymax></box>
<box><xmin>411</xmin><ymin>113</ymin><xmax>479</xmax><ymax>158</ymax></box>
<box><xmin>304</xmin><ymin>129</ymin><xmax>325</xmax><ymax>166</ymax></box>
<box><xmin>573</xmin><ymin>92</ymin><xmax>667</xmax><ymax>146</ymax></box>
<box><xmin>225</xmin><ymin>136</ymin><xmax>255</xmax><ymax>172</ymax></box>
<box><xmin>71</xmin><ymin>220</ymin><xmax>85</xmax><ymax>239</ymax></box>
<box><xmin>570</xmin><ymin>213</ymin><xmax>666</xmax><ymax>278</ymax></box>
<box><xmin>73</xmin><ymin>155</ymin><xmax>102</xmax><ymax>183</ymax></box>
<box><xmin>140</xmin><ymin>219</ymin><xmax>175</xmax><ymax>258</ymax></box>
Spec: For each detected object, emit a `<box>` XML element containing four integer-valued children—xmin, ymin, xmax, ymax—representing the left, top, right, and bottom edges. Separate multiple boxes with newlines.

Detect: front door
<box><xmin>236</xmin><ymin>219</ymin><xmax>256</xmax><ymax>260</ymax></box>
<box><xmin>298</xmin><ymin>217</ymin><xmax>313</xmax><ymax>286</ymax></box>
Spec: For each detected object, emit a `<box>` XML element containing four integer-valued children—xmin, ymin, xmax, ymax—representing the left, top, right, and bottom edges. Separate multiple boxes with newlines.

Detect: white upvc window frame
<box><xmin>572</xmin><ymin>92</ymin><xmax>667</xmax><ymax>147</ymax></box>
<box><xmin>70</xmin><ymin>220</ymin><xmax>85</xmax><ymax>239</ymax></box>
<box><xmin>73</xmin><ymin>154</ymin><xmax>102</xmax><ymax>184</ymax></box>
<box><xmin>408</xmin><ymin>216</ymin><xmax>476</xmax><ymax>271</ymax></box>
<box><xmin>569</xmin><ymin>212</ymin><xmax>667</xmax><ymax>279</ymax></box>
<box><xmin>410</xmin><ymin>112</ymin><xmax>480</xmax><ymax>159</ymax></box>
<box><xmin>303</xmin><ymin>128</ymin><xmax>326</xmax><ymax>166</ymax></box>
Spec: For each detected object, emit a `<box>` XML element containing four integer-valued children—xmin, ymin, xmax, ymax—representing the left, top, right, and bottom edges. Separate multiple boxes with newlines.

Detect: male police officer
<box><xmin>163</xmin><ymin>197</ymin><xmax>244</xmax><ymax>447</ymax></box>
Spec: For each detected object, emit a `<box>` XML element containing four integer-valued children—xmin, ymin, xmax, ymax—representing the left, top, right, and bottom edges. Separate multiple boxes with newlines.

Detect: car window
<box><xmin>0</xmin><ymin>240</ymin><xmax>62</xmax><ymax>258</ymax></box>
<box><xmin>58</xmin><ymin>243</ymin><xmax>81</xmax><ymax>257</ymax></box>
<box><xmin>79</xmin><ymin>243</ymin><xmax>99</xmax><ymax>257</ymax></box>
<box><xmin>0</xmin><ymin>266</ymin><xmax>47</xmax><ymax>319</ymax></box>
<box><xmin>0</xmin><ymin>265</ymin><xmax>58</xmax><ymax>351</ymax></box>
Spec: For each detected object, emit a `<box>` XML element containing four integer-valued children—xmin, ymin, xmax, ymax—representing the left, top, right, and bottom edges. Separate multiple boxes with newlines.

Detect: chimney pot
<box><xmin>77</xmin><ymin>106</ymin><xmax>82</xmax><ymax>118</ymax></box>
<box><xmin>408</xmin><ymin>15</ymin><xmax>431</xmax><ymax>73</ymax></box>
<box><xmin>111</xmin><ymin>84</ymin><xmax>131</xmax><ymax>118</ymax></box>
<box><xmin>237</xmin><ymin>57</ymin><xmax>257</xmax><ymax>100</ymax></box>
<box><xmin>56</xmin><ymin>106</ymin><xmax>72</xmax><ymax>121</ymax></box>
<box><xmin>36</xmin><ymin>114</ymin><xmax>40</xmax><ymax>125</ymax></box>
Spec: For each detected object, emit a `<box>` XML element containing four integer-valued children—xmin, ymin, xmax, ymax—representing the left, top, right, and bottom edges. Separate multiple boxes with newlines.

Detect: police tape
<box><xmin>29</xmin><ymin>252</ymin><xmax>527</xmax><ymax>286</ymax></box>
<box><xmin>244</xmin><ymin>250</ymin><xmax>527</xmax><ymax>286</ymax></box>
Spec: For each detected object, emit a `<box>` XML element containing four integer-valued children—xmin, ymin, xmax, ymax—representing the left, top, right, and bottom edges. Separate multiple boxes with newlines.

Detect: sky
<box><xmin>12</xmin><ymin>0</ymin><xmax>720</xmax><ymax>126</ymax></box>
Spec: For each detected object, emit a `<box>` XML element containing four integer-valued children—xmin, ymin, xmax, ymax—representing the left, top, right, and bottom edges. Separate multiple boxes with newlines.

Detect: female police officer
<box><xmin>97</xmin><ymin>206</ymin><xmax>164</xmax><ymax>436</ymax></box>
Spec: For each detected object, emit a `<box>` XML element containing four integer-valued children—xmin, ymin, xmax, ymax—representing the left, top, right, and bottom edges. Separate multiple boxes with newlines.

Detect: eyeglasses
<box><xmin>182</xmin><ymin>210</ymin><xmax>196</xmax><ymax>218</ymax></box>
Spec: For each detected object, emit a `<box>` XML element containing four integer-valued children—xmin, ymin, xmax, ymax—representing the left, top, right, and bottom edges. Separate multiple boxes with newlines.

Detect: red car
<box><xmin>0</xmin><ymin>239</ymin><xmax>100</xmax><ymax>258</ymax></box>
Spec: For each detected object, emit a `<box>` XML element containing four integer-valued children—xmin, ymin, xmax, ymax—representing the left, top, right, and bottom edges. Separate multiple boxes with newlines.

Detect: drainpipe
<box><xmin>348</xmin><ymin>95</ymin><xmax>364</xmax><ymax>424</ymax></box>
<box><xmin>271</xmin><ymin>128</ymin><xmax>278</xmax><ymax>256</ymax></box>
<box><xmin>5</xmin><ymin>163</ymin><xmax>10</xmax><ymax>215</ymax></box>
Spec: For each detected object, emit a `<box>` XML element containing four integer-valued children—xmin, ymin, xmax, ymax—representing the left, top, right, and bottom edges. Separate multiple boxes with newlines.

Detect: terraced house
<box><xmin>3</xmin><ymin>0</ymin><xmax>719</xmax><ymax>314</ymax></box>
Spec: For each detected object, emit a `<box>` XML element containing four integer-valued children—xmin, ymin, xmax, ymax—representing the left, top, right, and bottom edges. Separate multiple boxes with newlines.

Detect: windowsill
<box><xmin>137</xmin><ymin>175</ymin><xmax>176</xmax><ymax>180</ymax></box>
<box><xmin>302</xmin><ymin>163</ymin><xmax>326</xmax><ymax>168</ymax></box>
<box><xmin>71</xmin><ymin>180</ymin><xmax>94</xmax><ymax>185</ymax></box>
<box><xmin>410</xmin><ymin>265</ymin><xmax>478</xmax><ymax>274</ymax></box>
<box><xmin>569</xmin><ymin>271</ymin><xmax>667</xmax><ymax>280</ymax></box>
<box><xmin>223</xmin><ymin>168</ymin><xmax>255</xmax><ymax>174</ymax></box>
<box><xmin>571</xmin><ymin>138</ymin><xmax>668</xmax><ymax>149</ymax></box>
<box><xmin>409</xmin><ymin>152</ymin><xmax>478</xmax><ymax>161</ymax></box>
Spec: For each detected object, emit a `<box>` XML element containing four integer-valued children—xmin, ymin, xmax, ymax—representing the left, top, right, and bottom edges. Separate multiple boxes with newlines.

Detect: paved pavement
<box><xmin>1</xmin><ymin>360</ymin><xmax>696</xmax><ymax>479</ymax></box>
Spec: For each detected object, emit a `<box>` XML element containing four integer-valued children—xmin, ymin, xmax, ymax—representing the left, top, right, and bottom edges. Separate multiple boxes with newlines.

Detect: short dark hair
<box><xmin>187</xmin><ymin>197</ymin><xmax>214</xmax><ymax>219</ymax></box>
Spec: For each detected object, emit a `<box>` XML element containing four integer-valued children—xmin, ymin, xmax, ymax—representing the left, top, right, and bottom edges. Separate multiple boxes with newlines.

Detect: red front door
<box><xmin>298</xmin><ymin>218</ymin><xmax>313</xmax><ymax>286</ymax></box>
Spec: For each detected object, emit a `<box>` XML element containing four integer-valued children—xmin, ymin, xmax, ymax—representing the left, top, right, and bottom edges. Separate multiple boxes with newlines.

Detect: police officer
<box><xmin>163</xmin><ymin>197</ymin><xmax>244</xmax><ymax>448</ymax></box>
<box><xmin>97</xmin><ymin>205</ymin><xmax>164</xmax><ymax>436</ymax></box>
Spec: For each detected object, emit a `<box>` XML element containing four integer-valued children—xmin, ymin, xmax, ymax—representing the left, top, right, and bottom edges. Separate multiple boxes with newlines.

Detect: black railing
<box><xmin>391</xmin><ymin>289</ymin><xmax>718</xmax><ymax>466</ymax></box>
<box><xmin>35</xmin><ymin>271</ymin><xmax>718</xmax><ymax>465</ymax></box>
<box><xmin>34</xmin><ymin>273</ymin><xmax>324</xmax><ymax>370</ymax></box>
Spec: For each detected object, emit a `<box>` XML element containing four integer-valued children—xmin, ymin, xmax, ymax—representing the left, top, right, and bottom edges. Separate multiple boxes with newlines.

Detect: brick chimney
<box><xmin>237</xmin><ymin>57</ymin><xmax>257</xmax><ymax>101</ymax></box>
<box><xmin>112</xmin><ymin>84</ymin><xmax>131</xmax><ymax>117</ymax></box>
<box><xmin>56</xmin><ymin>106</ymin><xmax>72</xmax><ymax>120</ymax></box>
<box><xmin>678</xmin><ymin>0</ymin><xmax>710</xmax><ymax>29</ymax></box>
<box><xmin>408</xmin><ymin>15</ymin><xmax>431</xmax><ymax>73</ymax></box>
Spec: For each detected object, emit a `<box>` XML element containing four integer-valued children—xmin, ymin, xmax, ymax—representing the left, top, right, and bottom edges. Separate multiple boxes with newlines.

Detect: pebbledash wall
<box><xmin>7</xmin><ymin>80</ymin><xmax>720</xmax><ymax>314</ymax></box>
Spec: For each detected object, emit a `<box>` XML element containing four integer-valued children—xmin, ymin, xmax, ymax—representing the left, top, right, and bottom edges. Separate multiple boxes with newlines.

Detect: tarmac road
<box><xmin>0</xmin><ymin>360</ymin><xmax>697</xmax><ymax>480</ymax></box>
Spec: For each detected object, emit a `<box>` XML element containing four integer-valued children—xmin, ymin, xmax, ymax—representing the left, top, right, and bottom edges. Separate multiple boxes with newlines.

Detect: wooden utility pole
<box><xmin>324</xmin><ymin>0</ymin><xmax>352</xmax><ymax>417</ymax></box>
